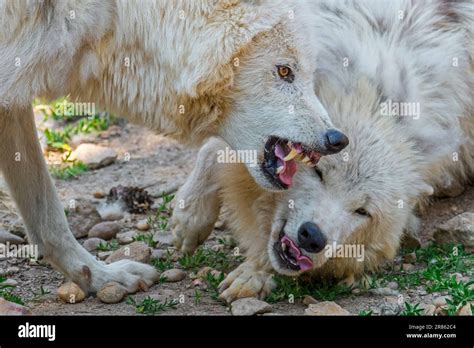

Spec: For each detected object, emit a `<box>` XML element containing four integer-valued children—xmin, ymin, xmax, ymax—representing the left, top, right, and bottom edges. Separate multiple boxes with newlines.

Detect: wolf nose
<box><xmin>297</xmin><ymin>222</ymin><xmax>327</xmax><ymax>253</ymax></box>
<box><xmin>324</xmin><ymin>129</ymin><xmax>349</xmax><ymax>154</ymax></box>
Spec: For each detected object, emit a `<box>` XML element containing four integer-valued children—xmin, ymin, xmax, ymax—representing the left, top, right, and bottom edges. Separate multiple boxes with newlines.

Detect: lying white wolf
<box><xmin>0</xmin><ymin>0</ymin><xmax>348</xmax><ymax>294</ymax></box>
<box><xmin>172</xmin><ymin>0</ymin><xmax>474</xmax><ymax>302</ymax></box>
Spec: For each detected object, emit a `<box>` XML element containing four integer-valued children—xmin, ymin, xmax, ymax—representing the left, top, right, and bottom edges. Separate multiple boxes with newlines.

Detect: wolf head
<box><xmin>266</xmin><ymin>79</ymin><xmax>434</xmax><ymax>277</ymax></box>
<box><xmin>203</xmin><ymin>0</ymin><xmax>348</xmax><ymax>191</ymax></box>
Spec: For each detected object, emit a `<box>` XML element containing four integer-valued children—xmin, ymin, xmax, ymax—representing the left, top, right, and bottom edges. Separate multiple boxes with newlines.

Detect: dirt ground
<box><xmin>0</xmin><ymin>119</ymin><xmax>472</xmax><ymax>316</ymax></box>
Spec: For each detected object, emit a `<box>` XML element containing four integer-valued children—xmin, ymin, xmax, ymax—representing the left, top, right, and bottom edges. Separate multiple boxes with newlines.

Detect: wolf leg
<box><xmin>218</xmin><ymin>260</ymin><xmax>276</xmax><ymax>303</ymax></box>
<box><xmin>0</xmin><ymin>106</ymin><xmax>158</xmax><ymax>293</ymax></box>
<box><xmin>171</xmin><ymin>137</ymin><xmax>225</xmax><ymax>254</ymax></box>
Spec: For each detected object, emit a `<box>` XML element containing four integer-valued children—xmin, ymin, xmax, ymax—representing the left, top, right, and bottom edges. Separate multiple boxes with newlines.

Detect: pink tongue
<box><xmin>281</xmin><ymin>236</ymin><xmax>314</xmax><ymax>272</ymax></box>
<box><xmin>275</xmin><ymin>144</ymin><xmax>298</xmax><ymax>187</ymax></box>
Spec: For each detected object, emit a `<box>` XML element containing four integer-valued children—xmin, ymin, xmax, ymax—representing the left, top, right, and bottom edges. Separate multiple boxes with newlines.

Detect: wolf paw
<box><xmin>171</xmin><ymin>210</ymin><xmax>215</xmax><ymax>254</ymax></box>
<box><xmin>72</xmin><ymin>259</ymin><xmax>159</xmax><ymax>294</ymax></box>
<box><xmin>218</xmin><ymin>263</ymin><xmax>275</xmax><ymax>303</ymax></box>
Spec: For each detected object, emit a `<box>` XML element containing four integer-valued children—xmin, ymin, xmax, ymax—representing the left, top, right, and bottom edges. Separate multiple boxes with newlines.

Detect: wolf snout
<box><xmin>324</xmin><ymin>129</ymin><xmax>349</xmax><ymax>154</ymax></box>
<box><xmin>297</xmin><ymin>221</ymin><xmax>327</xmax><ymax>253</ymax></box>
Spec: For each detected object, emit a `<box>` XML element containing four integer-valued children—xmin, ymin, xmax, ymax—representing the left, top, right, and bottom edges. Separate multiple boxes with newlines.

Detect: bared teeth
<box><xmin>279</xmin><ymin>140</ymin><xmax>321</xmax><ymax>167</ymax></box>
<box><xmin>283</xmin><ymin>148</ymin><xmax>299</xmax><ymax>161</ymax></box>
<box><xmin>281</xmin><ymin>242</ymin><xmax>287</xmax><ymax>252</ymax></box>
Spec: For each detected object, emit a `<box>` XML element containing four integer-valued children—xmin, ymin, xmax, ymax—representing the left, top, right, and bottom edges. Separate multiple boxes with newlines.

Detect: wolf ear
<box><xmin>178</xmin><ymin>0</ymin><xmax>290</xmax><ymax>98</ymax></box>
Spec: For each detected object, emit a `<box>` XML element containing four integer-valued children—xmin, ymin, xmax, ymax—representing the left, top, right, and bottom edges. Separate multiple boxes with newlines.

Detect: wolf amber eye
<box><xmin>355</xmin><ymin>208</ymin><xmax>371</xmax><ymax>218</ymax></box>
<box><xmin>276</xmin><ymin>65</ymin><xmax>294</xmax><ymax>82</ymax></box>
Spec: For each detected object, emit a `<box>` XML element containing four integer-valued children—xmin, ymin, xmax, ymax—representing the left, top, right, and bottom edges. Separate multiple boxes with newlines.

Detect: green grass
<box><xmin>43</xmin><ymin>115</ymin><xmax>112</xmax><ymax>152</ymax></box>
<box><xmin>370</xmin><ymin>244</ymin><xmax>473</xmax><ymax>316</ymax></box>
<box><xmin>359</xmin><ymin>309</ymin><xmax>373</xmax><ymax>316</ymax></box>
<box><xmin>127</xmin><ymin>296</ymin><xmax>178</xmax><ymax>315</ymax></box>
<box><xmin>96</xmin><ymin>239</ymin><xmax>120</xmax><ymax>252</ymax></box>
<box><xmin>400</xmin><ymin>302</ymin><xmax>424</xmax><ymax>316</ymax></box>
<box><xmin>133</xmin><ymin>233</ymin><xmax>157</xmax><ymax>248</ymax></box>
<box><xmin>151</xmin><ymin>257</ymin><xmax>175</xmax><ymax>272</ymax></box>
<box><xmin>194</xmin><ymin>290</ymin><xmax>203</xmax><ymax>305</ymax></box>
<box><xmin>147</xmin><ymin>193</ymin><xmax>174</xmax><ymax>233</ymax></box>
<box><xmin>205</xmin><ymin>271</ymin><xmax>226</xmax><ymax>301</ymax></box>
<box><xmin>44</xmin><ymin>127</ymin><xmax>73</xmax><ymax>152</ymax></box>
<box><xmin>445</xmin><ymin>279</ymin><xmax>474</xmax><ymax>315</ymax></box>
<box><xmin>265</xmin><ymin>275</ymin><xmax>352</xmax><ymax>303</ymax></box>
<box><xmin>39</xmin><ymin>97</ymin><xmax>115</xmax><ymax>181</ymax></box>
<box><xmin>373</xmin><ymin>244</ymin><xmax>472</xmax><ymax>290</ymax></box>
<box><xmin>178</xmin><ymin>246</ymin><xmax>244</xmax><ymax>272</ymax></box>
<box><xmin>30</xmin><ymin>286</ymin><xmax>52</xmax><ymax>302</ymax></box>
<box><xmin>50</xmin><ymin>160</ymin><xmax>88</xmax><ymax>180</ymax></box>
<box><xmin>0</xmin><ymin>277</ymin><xmax>25</xmax><ymax>305</ymax></box>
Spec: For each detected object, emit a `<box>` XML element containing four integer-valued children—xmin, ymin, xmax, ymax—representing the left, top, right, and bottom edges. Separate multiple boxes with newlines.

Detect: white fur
<box><xmin>0</xmin><ymin>0</ymin><xmax>341</xmax><ymax>293</ymax></box>
<box><xmin>172</xmin><ymin>0</ymin><xmax>474</xmax><ymax>302</ymax></box>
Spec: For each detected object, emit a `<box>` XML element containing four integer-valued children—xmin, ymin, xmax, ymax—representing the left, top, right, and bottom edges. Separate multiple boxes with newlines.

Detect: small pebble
<box><xmin>97</xmin><ymin>282</ymin><xmax>128</xmax><ymax>304</ymax></box>
<box><xmin>98</xmin><ymin>251</ymin><xmax>113</xmax><ymax>260</ymax></box>
<box><xmin>101</xmin><ymin>212</ymin><xmax>124</xmax><ymax>222</ymax></box>
<box><xmin>369</xmin><ymin>287</ymin><xmax>399</xmax><ymax>296</ymax></box>
<box><xmin>453</xmin><ymin>272</ymin><xmax>465</xmax><ymax>282</ymax></box>
<box><xmin>231</xmin><ymin>298</ymin><xmax>272</xmax><ymax>316</ymax></box>
<box><xmin>1</xmin><ymin>279</ymin><xmax>18</xmax><ymax>287</ymax></box>
<box><xmin>88</xmin><ymin>221</ymin><xmax>120</xmax><ymax>240</ymax></box>
<box><xmin>0</xmin><ymin>298</ymin><xmax>31</xmax><ymax>315</ymax></box>
<box><xmin>0</xmin><ymin>229</ymin><xmax>25</xmax><ymax>245</ymax></box>
<box><xmin>136</xmin><ymin>220</ymin><xmax>150</xmax><ymax>231</ymax></box>
<box><xmin>153</xmin><ymin>232</ymin><xmax>174</xmax><ymax>246</ymax></box>
<box><xmin>83</xmin><ymin>237</ymin><xmax>106</xmax><ymax>251</ymax></box>
<box><xmin>423</xmin><ymin>304</ymin><xmax>436</xmax><ymax>316</ymax></box>
<box><xmin>151</xmin><ymin>249</ymin><xmax>167</xmax><ymax>260</ymax></box>
<box><xmin>105</xmin><ymin>241</ymin><xmax>151</xmax><ymax>264</ymax></box>
<box><xmin>191</xmin><ymin>279</ymin><xmax>206</xmax><ymax>288</ymax></box>
<box><xmin>211</xmin><ymin>244</ymin><xmax>225</xmax><ymax>252</ymax></box>
<box><xmin>93</xmin><ymin>192</ymin><xmax>105</xmax><ymax>199</ymax></box>
<box><xmin>305</xmin><ymin>301</ymin><xmax>351</xmax><ymax>316</ymax></box>
<box><xmin>387</xmin><ymin>281</ymin><xmax>399</xmax><ymax>290</ymax></box>
<box><xmin>161</xmin><ymin>269</ymin><xmax>186</xmax><ymax>282</ymax></box>
<box><xmin>57</xmin><ymin>282</ymin><xmax>86</xmax><ymax>304</ymax></box>
<box><xmin>197</xmin><ymin>267</ymin><xmax>214</xmax><ymax>279</ymax></box>
<box><xmin>402</xmin><ymin>263</ymin><xmax>415</xmax><ymax>272</ymax></box>
<box><xmin>116</xmin><ymin>231</ymin><xmax>137</xmax><ymax>245</ymax></box>
<box><xmin>303</xmin><ymin>295</ymin><xmax>318</xmax><ymax>305</ymax></box>
<box><xmin>434</xmin><ymin>296</ymin><xmax>450</xmax><ymax>307</ymax></box>
<box><xmin>457</xmin><ymin>303</ymin><xmax>472</xmax><ymax>316</ymax></box>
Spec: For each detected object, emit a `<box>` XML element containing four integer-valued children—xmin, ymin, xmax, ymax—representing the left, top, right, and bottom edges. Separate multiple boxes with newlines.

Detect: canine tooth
<box><xmin>283</xmin><ymin>148</ymin><xmax>299</xmax><ymax>161</ymax></box>
<box><xmin>281</xmin><ymin>243</ymin><xmax>287</xmax><ymax>251</ymax></box>
<box><xmin>276</xmin><ymin>166</ymin><xmax>284</xmax><ymax>174</ymax></box>
<box><xmin>292</xmin><ymin>143</ymin><xmax>303</xmax><ymax>153</ymax></box>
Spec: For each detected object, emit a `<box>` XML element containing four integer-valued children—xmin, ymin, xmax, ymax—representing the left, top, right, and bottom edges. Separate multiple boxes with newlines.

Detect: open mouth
<box><xmin>262</xmin><ymin>136</ymin><xmax>321</xmax><ymax>189</ymax></box>
<box><xmin>274</xmin><ymin>229</ymin><xmax>313</xmax><ymax>272</ymax></box>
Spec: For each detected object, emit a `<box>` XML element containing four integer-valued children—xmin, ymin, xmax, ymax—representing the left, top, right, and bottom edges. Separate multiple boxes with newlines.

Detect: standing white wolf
<box><xmin>0</xmin><ymin>0</ymin><xmax>348</xmax><ymax>294</ymax></box>
<box><xmin>172</xmin><ymin>0</ymin><xmax>474</xmax><ymax>302</ymax></box>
